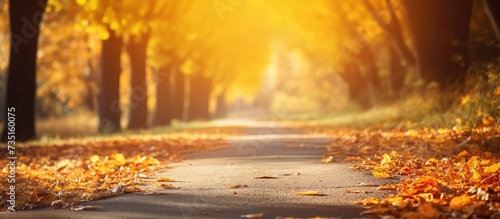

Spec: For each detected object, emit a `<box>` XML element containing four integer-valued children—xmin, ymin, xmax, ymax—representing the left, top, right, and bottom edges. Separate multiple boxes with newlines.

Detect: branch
<box><xmin>482</xmin><ymin>0</ymin><xmax>500</xmax><ymax>41</ymax></box>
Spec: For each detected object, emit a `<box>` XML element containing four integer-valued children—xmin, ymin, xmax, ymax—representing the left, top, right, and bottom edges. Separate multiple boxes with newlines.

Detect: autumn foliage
<box><xmin>0</xmin><ymin>136</ymin><xmax>225</xmax><ymax>210</ymax></box>
<box><xmin>321</xmin><ymin>125</ymin><xmax>500</xmax><ymax>218</ymax></box>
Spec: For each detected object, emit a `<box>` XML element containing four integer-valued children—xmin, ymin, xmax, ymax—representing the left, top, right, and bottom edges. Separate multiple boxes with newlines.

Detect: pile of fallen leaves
<box><xmin>0</xmin><ymin>136</ymin><xmax>225</xmax><ymax>211</ymax></box>
<box><xmin>322</xmin><ymin>126</ymin><xmax>500</xmax><ymax>218</ymax></box>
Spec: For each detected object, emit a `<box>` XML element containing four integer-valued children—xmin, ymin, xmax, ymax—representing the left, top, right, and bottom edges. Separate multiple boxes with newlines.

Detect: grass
<box><xmin>278</xmin><ymin>67</ymin><xmax>500</xmax><ymax>131</ymax></box>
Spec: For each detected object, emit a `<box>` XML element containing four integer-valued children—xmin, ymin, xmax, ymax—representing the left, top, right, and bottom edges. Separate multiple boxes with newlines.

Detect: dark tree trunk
<box><xmin>187</xmin><ymin>74</ymin><xmax>211</xmax><ymax>121</ymax></box>
<box><xmin>358</xmin><ymin>46</ymin><xmax>382</xmax><ymax>92</ymax></box>
<box><xmin>213</xmin><ymin>91</ymin><xmax>227</xmax><ymax>119</ymax></box>
<box><xmin>172</xmin><ymin>70</ymin><xmax>185</xmax><ymax>121</ymax></box>
<box><xmin>127</xmin><ymin>32</ymin><xmax>150</xmax><ymax>130</ymax></box>
<box><xmin>339</xmin><ymin>63</ymin><xmax>371</xmax><ymax>109</ymax></box>
<box><xmin>1</xmin><ymin>0</ymin><xmax>47</xmax><ymax>142</ymax></box>
<box><xmin>98</xmin><ymin>29</ymin><xmax>123</xmax><ymax>134</ymax></box>
<box><xmin>389</xmin><ymin>45</ymin><xmax>405</xmax><ymax>95</ymax></box>
<box><xmin>404</xmin><ymin>0</ymin><xmax>473</xmax><ymax>88</ymax></box>
<box><xmin>153</xmin><ymin>65</ymin><xmax>173</xmax><ymax>126</ymax></box>
<box><xmin>83</xmin><ymin>53</ymin><xmax>96</xmax><ymax>112</ymax></box>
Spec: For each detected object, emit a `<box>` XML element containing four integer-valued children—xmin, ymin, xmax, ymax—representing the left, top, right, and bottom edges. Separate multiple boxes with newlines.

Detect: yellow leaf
<box><xmin>112</xmin><ymin>153</ymin><xmax>127</xmax><ymax>166</ymax></box>
<box><xmin>472</xmin><ymin>170</ymin><xmax>481</xmax><ymax>182</ymax></box>
<box><xmin>372</xmin><ymin>171</ymin><xmax>391</xmax><ymax>179</ymax></box>
<box><xmin>90</xmin><ymin>155</ymin><xmax>100</xmax><ymax>163</ymax></box>
<box><xmin>154</xmin><ymin>177</ymin><xmax>173</xmax><ymax>182</ymax></box>
<box><xmin>461</xmin><ymin>95</ymin><xmax>470</xmax><ymax>105</ymax></box>
<box><xmin>449</xmin><ymin>194</ymin><xmax>471</xmax><ymax>210</ymax></box>
<box><xmin>321</xmin><ymin>155</ymin><xmax>334</xmax><ymax>163</ymax></box>
<box><xmin>380</xmin><ymin>154</ymin><xmax>391</xmax><ymax>167</ymax></box>
<box><xmin>484</xmin><ymin>163</ymin><xmax>500</xmax><ymax>173</ymax></box>
<box><xmin>353</xmin><ymin>197</ymin><xmax>380</xmax><ymax>205</ymax></box>
<box><xmin>405</xmin><ymin>129</ymin><xmax>418</xmax><ymax>136</ymax></box>
<box><xmin>75</xmin><ymin>0</ymin><xmax>87</xmax><ymax>6</ymax></box>
<box><xmin>296</xmin><ymin>191</ymin><xmax>322</xmax><ymax>196</ymax></box>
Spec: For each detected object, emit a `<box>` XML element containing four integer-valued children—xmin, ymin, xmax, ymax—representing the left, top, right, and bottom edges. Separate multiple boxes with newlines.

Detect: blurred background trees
<box><xmin>0</xmin><ymin>0</ymin><xmax>499</xmax><ymax>141</ymax></box>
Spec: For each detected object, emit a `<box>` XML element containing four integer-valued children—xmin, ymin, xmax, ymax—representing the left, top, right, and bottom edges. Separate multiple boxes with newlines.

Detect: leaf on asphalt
<box><xmin>320</xmin><ymin>155</ymin><xmax>334</xmax><ymax>163</ymax></box>
<box><xmin>296</xmin><ymin>191</ymin><xmax>323</xmax><ymax>196</ymax></box>
<box><xmin>252</xmin><ymin>176</ymin><xmax>278</xmax><ymax>179</ymax></box>
<box><xmin>154</xmin><ymin>177</ymin><xmax>173</xmax><ymax>182</ymax></box>
<box><xmin>377</xmin><ymin>185</ymin><xmax>398</xmax><ymax>190</ymax></box>
<box><xmin>372</xmin><ymin>171</ymin><xmax>392</xmax><ymax>179</ymax></box>
<box><xmin>226</xmin><ymin>184</ymin><xmax>249</xmax><ymax>189</ymax></box>
<box><xmin>240</xmin><ymin>212</ymin><xmax>264</xmax><ymax>218</ymax></box>
<box><xmin>353</xmin><ymin>197</ymin><xmax>380</xmax><ymax>205</ymax></box>
<box><xmin>153</xmin><ymin>183</ymin><xmax>177</xmax><ymax>189</ymax></box>
<box><xmin>71</xmin><ymin>205</ymin><xmax>103</xmax><ymax>211</ymax></box>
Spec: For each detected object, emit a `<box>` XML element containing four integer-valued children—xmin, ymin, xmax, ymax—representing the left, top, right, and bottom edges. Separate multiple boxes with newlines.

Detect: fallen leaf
<box><xmin>154</xmin><ymin>177</ymin><xmax>173</xmax><ymax>182</ymax></box>
<box><xmin>296</xmin><ymin>191</ymin><xmax>323</xmax><ymax>196</ymax></box>
<box><xmin>377</xmin><ymin>185</ymin><xmax>398</xmax><ymax>190</ymax></box>
<box><xmin>71</xmin><ymin>205</ymin><xmax>103</xmax><ymax>211</ymax></box>
<box><xmin>449</xmin><ymin>194</ymin><xmax>471</xmax><ymax>210</ymax></box>
<box><xmin>240</xmin><ymin>212</ymin><xmax>264</xmax><ymax>218</ymax></box>
<box><xmin>372</xmin><ymin>171</ymin><xmax>392</xmax><ymax>179</ymax></box>
<box><xmin>154</xmin><ymin>183</ymin><xmax>177</xmax><ymax>189</ymax></box>
<box><xmin>321</xmin><ymin>155</ymin><xmax>334</xmax><ymax>163</ymax></box>
<box><xmin>252</xmin><ymin>176</ymin><xmax>278</xmax><ymax>179</ymax></box>
<box><xmin>226</xmin><ymin>184</ymin><xmax>249</xmax><ymax>189</ymax></box>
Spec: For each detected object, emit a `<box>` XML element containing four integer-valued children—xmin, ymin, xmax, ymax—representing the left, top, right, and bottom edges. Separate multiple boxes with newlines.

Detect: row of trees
<box><xmin>1</xmin><ymin>0</ymin><xmax>499</xmax><ymax>141</ymax></box>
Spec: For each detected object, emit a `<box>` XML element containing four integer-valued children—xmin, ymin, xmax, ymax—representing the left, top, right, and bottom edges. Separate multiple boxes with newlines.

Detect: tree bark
<box><xmin>1</xmin><ymin>0</ymin><xmax>47</xmax><ymax>142</ymax></box>
<box><xmin>404</xmin><ymin>0</ymin><xmax>473</xmax><ymax>88</ymax></box>
<box><xmin>188</xmin><ymin>74</ymin><xmax>211</xmax><ymax>121</ymax></box>
<box><xmin>127</xmin><ymin>32</ymin><xmax>150</xmax><ymax>130</ymax></box>
<box><xmin>153</xmin><ymin>65</ymin><xmax>173</xmax><ymax>126</ymax></box>
<box><xmin>98</xmin><ymin>28</ymin><xmax>123</xmax><ymax>134</ymax></box>
<box><xmin>172</xmin><ymin>69</ymin><xmax>185</xmax><ymax>121</ymax></box>
<box><xmin>214</xmin><ymin>91</ymin><xmax>227</xmax><ymax>119</ymax></box>
<box><xmin>388</xmin><ymin>45</ymin><xmax>405</xmax><ymax>96</ymax></box>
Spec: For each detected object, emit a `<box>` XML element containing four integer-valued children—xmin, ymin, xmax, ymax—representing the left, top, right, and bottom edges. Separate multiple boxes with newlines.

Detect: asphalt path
<box><xmin>2</xmin><ymin>124</ymin><xmax>399</xmax><ymax>219</ymax></box>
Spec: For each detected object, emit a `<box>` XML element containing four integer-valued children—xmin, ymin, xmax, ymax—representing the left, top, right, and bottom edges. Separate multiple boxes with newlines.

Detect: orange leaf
<box><xmin>449</xmin><ymin>194</ymin><xmax>471</xmax><ymax>210</ymax></box>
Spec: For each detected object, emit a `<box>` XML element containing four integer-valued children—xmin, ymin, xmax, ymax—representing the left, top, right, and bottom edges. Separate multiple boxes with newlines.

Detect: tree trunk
<box><xmin>188</xmin><ymin>74</ymin><xmax>211</xmax><ymax>121</ymax></box>
<box><xmin>127</xmin><ymin>32</ymin><xmax>149</xmax><ymax>130</ymax></box>
<box><xmin>214</xmin><ymin>91</ymin><xmax>227</xmax><ymax>119</ymax></box>
<box><xmin>339</xmin><ymin>63</ymin><xmax>371</xmax><ymax>109</ymax></box>
<box><xmin>98</xmin><ymin>28</ymin><xmax>123</xmax><ymax>134</ymax></box>
<box><xmin>172</xmin><ymin>70</ymin><xmax>185</xmax><ymax>121</ymax></box>
<box><xmin>153</xmin><ymin>65</ymin><xmax>173</xmax><ymax>126</ymax></box>
<box><xmin>358</xmin><ymin>46</ymin><xmax>382</xmax><ymax>93</ymax></box>
<box><xmin>404</xmin><ymin>0</ymin><xmax>473</xmax><ymax>88</ymax></box>
<box><xmin>388</xmin><ymin>45</ymin><xmax>405</xmax><ymax>96</ymax></box>
<box><xmin>1</xmin><ymin>0</ymin><xmax>47</xmax><ymax>142</ymax></box>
